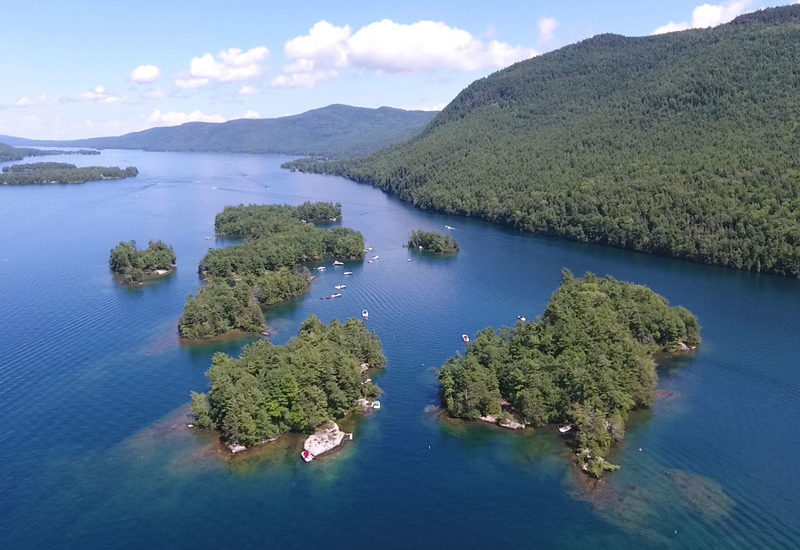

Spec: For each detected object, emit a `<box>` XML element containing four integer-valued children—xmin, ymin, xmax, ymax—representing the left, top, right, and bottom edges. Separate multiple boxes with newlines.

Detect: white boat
<box><xmin>445</xmin><ymin>225</ymin><xmax>455</xmax><ymax>230</ymax></box>
<box><xmin>517</xmin><ymin>315</ymin><xmax>527</xmax><ymax>322</ymax></box>
<box><xmin>343</xmin><ymin>271</ymin><xmax>353</xmax><ymax>276</ymax></box>
<box><xmin>335</xmin><ymin>284</ymin><xmax>346</xmax><ymax>290</ymax></box>
<box><xmin>558</xmin><ymin>424</ymin><xmax>572</xmax><ymax>434</ymax></box>
<box><xmin>332</xmin><ymin>260</ymin><xmax>344</xmax><ymax>266</ymax></box>
<box><xmin>316</xmin><ymin>266</ymin><xmax>327</xmax><ymax>271</ymax></box>
<box><xmin>361</xmin><ymin>309</ymin><xmax>369</xmax><ymax>319</ymax></box>
<box><xmin>372</xmin><ymin>400</ymin><xmax>381</xmax><ymax>410</ymax></box>
<box><xmin>330</xmin><ymin>293</ymin><xmax>342</xmax><ymax>299</ymax></box>
<box><xmin>371</xmin><ymin>255</ymin><xmax>380</xmax><ymax>260</ymax></box>
<box><xmin>301</xmin><ymin>450</ymin><xmax>314</xmax><ymax>462</ymax></box>
<box><xmin>462</xmin><ymin>334</ymin><xmax>470</xmax><ymax>343</ymax></box>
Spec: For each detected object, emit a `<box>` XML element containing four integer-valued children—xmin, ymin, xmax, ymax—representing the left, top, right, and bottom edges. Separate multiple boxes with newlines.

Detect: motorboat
<box><xmin>372</xmin><ymin>400</ymin><xmax>381</xmax><ymax>410</ymax></box>
<box><xmin>445</xmin><ymin>225</ymin><xmax>455</xmax><ymax>230</ymax></box>
<box><xmin>462</xmin><ymin>334</ymin><xmax>470</xmax><ymax>343</ymax></box>
<box><xmin>332</xmin><ymin>260</ymin><xmax>344</xmax><ymax>266</ymax></box>
<box><xmin>343</xmin><ymin>271</ymin><xmax>353</xmax><ymax>276</ymax></box>
<box><xmin>301</xmin><ymin>450</ymin><xmax>314</xmax><ymax>462</ymax></box>
<box><xmin>361</xmin><ymin>309</ymin><xmax>369</xmax><ymax>319</ymax></box>
<box><xmin>518</xmin><ymin>315</ymin><xmax>527</xmax><ymax>322</ymax></box>
<box><xmin>316</xmin><ymin>266</ymin><xmax>326</xmax><ymax>271</ymax></box>
<box><xmin>335</xmin><ymin>284</ymin><xmax>346</xmax><ymax>290</ymax></box>
<box><xmin>558</xmin><ymin>424</ymin><xmax>573</xmax><ymax>434</ymax></box>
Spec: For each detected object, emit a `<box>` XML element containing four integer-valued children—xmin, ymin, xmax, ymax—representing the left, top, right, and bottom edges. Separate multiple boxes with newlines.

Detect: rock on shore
<box><xmin>303</xmin><ymin>421</ymin><xmax>352</xmax><ymax>457</ymax></box>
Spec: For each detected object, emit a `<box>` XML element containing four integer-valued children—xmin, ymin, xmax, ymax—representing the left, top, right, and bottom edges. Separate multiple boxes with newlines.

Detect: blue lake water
<box><xmin>1</xmin><ymin>150</ymin><xmax>798</xmax><ymax>549</ymax></box>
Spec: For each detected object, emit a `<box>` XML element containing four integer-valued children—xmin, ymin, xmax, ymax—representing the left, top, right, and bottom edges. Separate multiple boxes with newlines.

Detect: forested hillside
<box><xmin>288</xmin><ymin>6</ymin><xmax>800</xmax><ymax>277</ymax></box>
<box><xmin>7</xmin><ymin>105</ymin><xmax>437</xmax><ymax>158</ymax></box>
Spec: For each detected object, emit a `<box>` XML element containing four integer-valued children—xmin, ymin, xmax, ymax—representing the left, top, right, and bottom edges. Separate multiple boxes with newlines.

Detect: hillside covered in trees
<box><xmin>1</xmin><ymin>162</ymin><xmax>138</xmax><ymax>185</ymax></box>
<box><xmin>179</xmin><ymin>202</ymin><xmax>365</xmax><ymax>339</ymax></box>
<box><xmin>191</xmin><ymin>315</ymin><xmax>385</xmax><ymax>446</ymax></box>
<box><xmin>109</xmin><ymin>240</ymin><xmax>176</xmax><ymax>284</ymax></box>
<box><xmin>5</xmin><ymin>105</ymin><xmax>437</xmax><ymax>159</ymax></box>
<box><xmin>439</xmin><ymin>271</ymin><xmax>700</xmax><ymax>477</ymax></box>
<box><xmin>288</xmin><ymin>6</ymin><xmax>800</xmax><ymax>278</ymax></box>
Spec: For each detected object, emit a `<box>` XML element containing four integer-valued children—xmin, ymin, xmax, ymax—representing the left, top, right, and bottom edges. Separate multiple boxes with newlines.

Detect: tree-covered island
<box><xmin>0</xmin><ymin>142</ymin><xmax>99</xmax><ymax>162</ymax></box>
<box><xmin>438</xmin><ymin>270</ymin><xmax>700</xmax><ymax>477</ymax></box>
<box><xmin>109</xmin><ymin>240</ymin><xmax>176</xmax><ymax>284</ymax></box>
<box><xmin>191</xmin><ymin>315</ymin><xmax>385</xmax><ymax>448</ymax></box>
<box><xmin>408</xmin><ymin>229</ymin><xmax>459</xmax><ymax>255</ymax></box>
<box><xmin>1</xmin><ymin>162</ymin><xmax>138</xmax><ymax>185</ymax></box>
<box><xmin>179</xmin><ymin>202</ymin><xmax>365</xmax><ymax>340</ymax></box>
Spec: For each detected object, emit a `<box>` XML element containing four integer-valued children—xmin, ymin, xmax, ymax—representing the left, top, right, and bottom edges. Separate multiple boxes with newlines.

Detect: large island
<box><xmin>438</xmin><ymin>270</ymin><xmax>700</xmax><ymax>477</ymax></box>
<box><xmin>179</xmin><ymin>201</ymin><xmax>365</xmax><ymax>340</ymax></box>
<box><xmin>191</xmin><ymin>315</ymin><xmax>385</xmax><ymax>450</ymax></box>
<box><xmin>1</xmin><ymin>162</ymin><xmax>138</xmax><ymax>185</ymax></box>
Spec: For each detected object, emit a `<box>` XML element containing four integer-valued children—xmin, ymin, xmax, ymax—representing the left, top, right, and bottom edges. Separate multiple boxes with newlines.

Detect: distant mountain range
<box><xmin>288</xmin><ymin>5</ymin><xmax>800</xmax><ymax>278</ymax></box>
<box><xmin>0</xmin><ymin>104</ymin><xmax>437</xmax><ymax>158</ymax></box>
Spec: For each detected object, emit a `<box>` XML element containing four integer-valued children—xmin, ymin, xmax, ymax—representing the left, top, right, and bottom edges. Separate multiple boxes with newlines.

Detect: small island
<box><xmin>438</xmin><ymin>270</ymin><xmax>700</xmax><ymax>477</ymax></box>
<box><xmin>408</xmin><ymin>229</ymin><xmax>459</xmax><ymax>255</ymax></box>
<box><xmin>109</xmin><ymin>240</ymin><xmax>176</xmax><ymax>285</ymax></box>
<box><xmin>1</xmin><ymin>162</ymin><xmax>138</xmax><ymax>185</ymax></box>
<box><xmin>179</xmin><ymin>201</ymin><xmax>364</xmax><ymax>340</ymax></box>
<box><xmin>190</xmin><ymin>315</ymin><xmax>385</xmax><ymax>451</ymax></box>
<box><xmin>0</xmin><ymin>142</ymin><xmax>99</xmax><ymax>162</ymax></box>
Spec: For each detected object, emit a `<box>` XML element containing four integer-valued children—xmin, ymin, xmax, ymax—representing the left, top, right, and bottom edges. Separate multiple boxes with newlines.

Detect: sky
<box><xmin>0</xmin><ymin>0</ymin><xmax>795</xmax><ymax>139</ymax></box>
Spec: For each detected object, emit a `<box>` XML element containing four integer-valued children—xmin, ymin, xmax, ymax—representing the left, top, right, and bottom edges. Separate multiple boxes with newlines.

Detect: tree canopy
<box><xmin>1</xmin><ymin>162</ymin><xmax>137</xmax><ymax>185</ymax></box>
<box><xmin>408</xmin><ymin>229</ymin><xmax>459</xmax><ymax>254</ymax></box>
<box><xmin>287</xmin><ymin>5</ymin><xmax>800</xmax><ymax>278</ymax></box>
<box><xmin>438</xmin><ymin>270</ymin><xmax>700</xmax><ymax>477</ymax></box>
<box><xmin>191</xmin><ymin>315</ymin><xmax>385</xmax><ymax>446</ymax></box>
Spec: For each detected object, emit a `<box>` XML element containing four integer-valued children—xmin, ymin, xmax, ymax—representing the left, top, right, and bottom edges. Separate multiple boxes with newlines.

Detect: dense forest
<box><xmin>438</xmin><ymin>270</ymin><xmax>700</xmax><ymax>477</ymax></box>
<box><xmin>191</xmin><ymin>315</ymin><xmax>385</xmax><ymax>446</ymax></box>
<box><xmin>6</xmin><ymin>105</ymin><xmax>437</xmax><ymax>158</ymax></box>
<box><xmin>408</xmin><ymin>229</ymin><xmax>459</xmax><ymax>254</ymax></box>
<box><xmin>1</xmin><ymin>162</ymin><xmax>138</xmax><ymax>185</ymax></box>
<box><xmin>179</xmin><ymin>202</ymin><xmax>365</xmax><ymax>339</ymax></box>
<box><xmin>109</xmin><ymin>240</ymin><xmax>176</xmax><ymax>284</ymax></box>
<box><xmin>288</xmin><ymin>6</ymin><xmax>800</xmax><ymax>278</ymax></box>
<box><xmin>0</xmin><ymin>142</ymin><xmax>98</xmax><ymax>162</ymax></box>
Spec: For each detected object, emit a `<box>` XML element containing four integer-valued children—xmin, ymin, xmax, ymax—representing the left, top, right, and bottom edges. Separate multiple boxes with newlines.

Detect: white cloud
<box><xmin>653</xmin><ymin>1</ymin><xmax>752</xmax><ymax>34</ymax></box>
<box><xmin>239</xmin><ymin>85</ymin><xmax>258</xmax><ymax>95</ymax></box>
<box><xmin>175</xmin><ymin>46</ymin><xmax>269</xmax><ymax>89</ymax></box>
<box><xmin>174</xmin><ymin>77</ymin><xmax>209</xmax><ymax>89</ymax></box>
<box><xmin>131</xmin><ymin>64</ymin><xmax>161</xmax><ymax>83</ymax></box>
<box><xmin>15</xmin><ymin>94</ymin><xmax>57</xmax><ymax>108</ymax></box>
<box><xmin>146</xmin><ymin>109</ymin><xmax>226</xmax><ymax>126</ymax></box>
<box><xmin>144</xmin><ymin>86</ymin><xmax>168</xmax><ymax>100</ymax></box>
<box><xmin>273</xmin><ymin>19</ymin><xmax>537</xmax><ymax>88</ymax></box>
<box><xmin>80</xmin><ymin>85</ymin><xmax>123</xmax><ymax>104</ymax></box>
<box><xmin>242</xmin><ymin>110</ymin><xmax>260</xmax><ymax>119</ymax></box>
<box><xmin>538</xmin><ymin>17</ymin><xmax>559</xmax><ymax>44</ymax></box>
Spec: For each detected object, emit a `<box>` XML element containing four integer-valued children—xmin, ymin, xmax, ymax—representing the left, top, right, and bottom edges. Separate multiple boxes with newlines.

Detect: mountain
<box><xmin>288</xmin><ymin>6</ymin><xmax>800</xmax><ymax>278</ymax></box>
<box><xmin>5</xmin><ymin>105</ymin><xmax>437</xmax><ymax>158</ymax></box>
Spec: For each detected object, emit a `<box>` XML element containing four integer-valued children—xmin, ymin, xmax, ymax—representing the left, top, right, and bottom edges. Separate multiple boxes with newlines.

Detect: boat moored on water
<box><xmin>316</xmin><ymin>266</ymin><xmax>326</xmax><ymax>271</ymax></box>
<box><xmin>301</xmin><ymin>450</ymin><xmax>314</xmax><ymax>462</ymax></box>
<box><xmin>518</xmin><ymin>315</ymin><xmax>527</xmax><ymax>322</ymax></box>
<box><xmin>462</xmin><ymin>334</ymin><xmax>470</xmax><ymax>343</ymax></box>
<box><xmin>332</xmin><ymin>260</ymin><xmax>344</xmax><ymax>266</ymax></box>
<box><xmin>335</xmin><ymin>284</ymin><xmax>346</xmax><ymax>290</ymax></box>
<box><xmin>372</xmin><ymin>400</ymin><xmax>381</xmax><ymax>410</ymax></box>
<box><xmin>445</xmin><ymin>225</ymin><xmax>455</xmax><ymax>230</ymax></box>
<box><xmin>362</xmin><ymin>309</ymin><xmax>369</xmax><ymax>319</ymax></box>
<box><xmin>559</xmin><ymin>424</ymin><xmax>573</xmax><ymax>434</ymax></box>
<box><xmin>343</xmin><ymin>271</ymin><xmax>353</xmax><ymax>276</ymax></box>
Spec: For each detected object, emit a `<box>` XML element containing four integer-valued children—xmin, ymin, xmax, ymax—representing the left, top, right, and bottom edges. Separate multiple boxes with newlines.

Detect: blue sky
<box><xmin>0</xmin><ymin>0</ymin><xmax>794</xmax><ymax>139</ymax></box>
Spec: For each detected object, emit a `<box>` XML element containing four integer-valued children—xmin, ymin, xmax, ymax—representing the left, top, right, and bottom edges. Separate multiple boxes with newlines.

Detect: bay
<box><xmin>0</xmin><ymin>150</ymin><xmax>798</xmax><ymax>549</ymax></box>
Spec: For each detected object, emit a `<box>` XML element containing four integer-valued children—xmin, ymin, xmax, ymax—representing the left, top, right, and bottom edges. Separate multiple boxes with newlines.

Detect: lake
<box><xmin>1</xmin><ymin>150</ymin><xmax>798</xmax><ymax>549</ymax></box>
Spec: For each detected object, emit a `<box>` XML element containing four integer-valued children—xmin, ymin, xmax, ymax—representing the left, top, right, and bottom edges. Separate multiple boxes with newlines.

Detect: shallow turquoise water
<box><xmin>1</xmin><ymin>150</ymin><xmax>798</xmax><ymax>549</ymax></box>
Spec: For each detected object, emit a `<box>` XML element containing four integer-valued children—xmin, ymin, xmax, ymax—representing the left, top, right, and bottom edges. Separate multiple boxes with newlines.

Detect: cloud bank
<box><xmin>653</xmin><ymin>1</ymin><xmax>752</xmax><ymax>34</ymax></box>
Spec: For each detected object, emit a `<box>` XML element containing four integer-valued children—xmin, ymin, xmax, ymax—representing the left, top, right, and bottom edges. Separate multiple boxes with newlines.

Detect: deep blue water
<box><xmin>1</xmin><ymin>150</ymin><xmax>798</xmax><ymax>549</ymax></box>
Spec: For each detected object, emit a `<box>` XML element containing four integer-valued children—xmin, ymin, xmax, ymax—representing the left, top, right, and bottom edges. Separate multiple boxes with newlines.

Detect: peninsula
<box><xmin>179</xmin><ymin>201</ymin><xmax>365</xmax><ymax>340</ymax></box>
<box><xmin>0</xmin><ymin>142</ymin><xmax>99</xmax><ymax>162</ymax></box>
<box><xmin>109</xmin><ymin>240</ymin><xmax>176</xmax><ymax>285</ymax></box>
<box><xmin>190</xmin><ymin>315</ymin><xmax>385</xmax><ymax>450</ymax></box>
<box><xmin>438</xmin><ymin>270</ymin><xmax>700</xmax><ymax>477</ymax></box>
<box><xmin>408</xmin><ymin>229</ymin><xmax>459</xmax><ymax>255</ymax></box>
<box><xmin>1</xmin><ymin>162</ymin><xmax>138</xmax><ymax>185</ymax></box>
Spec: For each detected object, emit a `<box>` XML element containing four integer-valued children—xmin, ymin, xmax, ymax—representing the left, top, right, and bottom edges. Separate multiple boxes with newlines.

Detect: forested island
<box><xmin>286</xmin><ymin>6</ymin><xmax>800</xmax><ymax>278</ymax></box>
<box><xmin>179</xmin><ymin>201</ymin><xmax>365</xmax><ymax>340</ymax></box>
<box><xmin>408</xmin><ymin>229</ymin><xmax>459</xmax><ymax>255</ymax></box>
<box><xmin>438</xmin><ymin>271</ymin><xmax>700</xmax><ymax>477</ymax></box>
<box><xmin>1</xmin><ymin>162</ymin><xmax>138</xmax><ymax>185</ymax></box>
<box><xmin>0</xmin><ymin>142</ymin><xmax>98</xmax><ymax>162</ymax></box>
<box><xmin>109</xmin><ymin>240</ymin><xmax>176</xmax><ymax>284</ymax></box>
<box><xmin>191</xmin><ymin>315</ymin><xmax>385</xmax><ymax>447</ymax></box>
